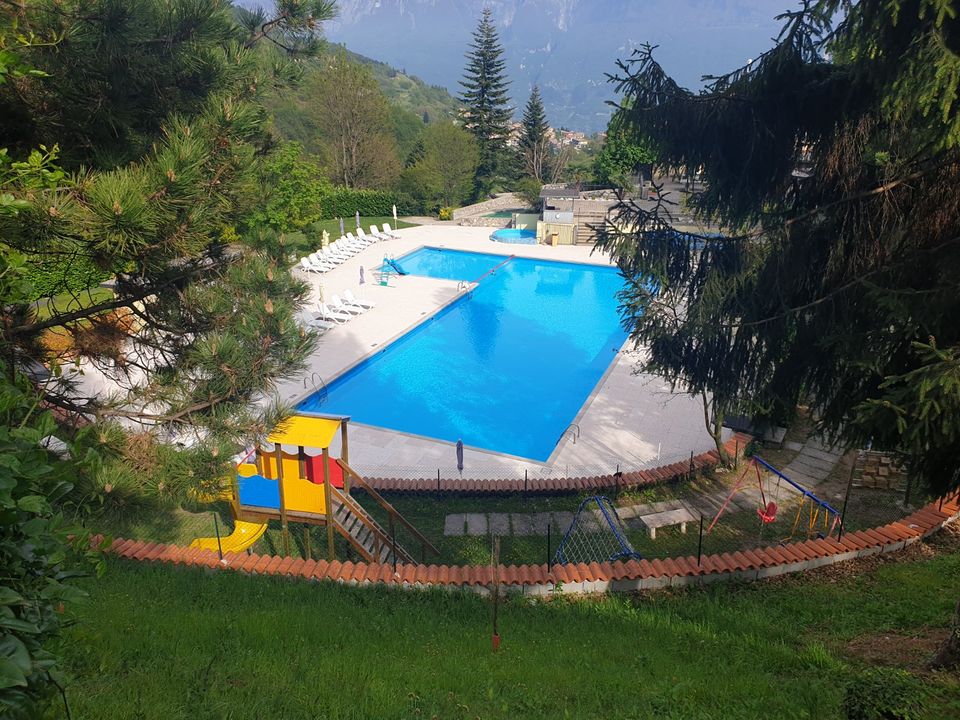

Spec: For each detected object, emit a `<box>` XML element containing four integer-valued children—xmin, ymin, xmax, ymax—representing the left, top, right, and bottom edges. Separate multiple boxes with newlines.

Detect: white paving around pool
<box><xmin>270</xmin><ymin>225</ymin><xmax>729</xmax><ymax>480</ymax></box>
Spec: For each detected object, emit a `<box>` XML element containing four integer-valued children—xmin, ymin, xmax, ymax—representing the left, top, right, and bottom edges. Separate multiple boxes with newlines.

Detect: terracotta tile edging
<box><xmin>362</xmin><ymin>432</ymin><xmax>755</xmax><ymax>494</ymax></box>
<box><xmin>102</xmin><ymin>490</ymin><xmax>960</xmax><ymax>597</ymax></box>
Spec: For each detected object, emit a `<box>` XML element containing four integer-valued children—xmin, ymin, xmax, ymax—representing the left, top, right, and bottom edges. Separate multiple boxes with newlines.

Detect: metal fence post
<box><xmin>524</xmin><ymin>469</ymin><xmax>528</xmax><ymax>494</ymax></box>
<box><xmin>697</xmin><ymin>514</ymin><xmax>703</xmax><ymax>566</ymax></box>
<box><xmin>212</xmin><ymin>513</ymin><xmax>223</xmax><ymax>561</ymax></box>
<box><xmin>547</xmin><ymin>525</ymin><xmax>552</xmax><ymax>570</ymax></box>
<box><xmin>437</xmin><ymin>468</ymin><xmax>441</xmax><ymax>495</ymax></box>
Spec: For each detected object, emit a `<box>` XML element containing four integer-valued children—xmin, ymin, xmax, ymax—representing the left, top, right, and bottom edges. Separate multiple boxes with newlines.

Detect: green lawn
<box><xmin>35</xmin><ymin>285</ymin><xmax>114</xmax><ymax>321</ymax></box>
<box><xmin>57</xmin><ymin>535</ymin><xmax>960</xmax><ymax>719</ymax></box>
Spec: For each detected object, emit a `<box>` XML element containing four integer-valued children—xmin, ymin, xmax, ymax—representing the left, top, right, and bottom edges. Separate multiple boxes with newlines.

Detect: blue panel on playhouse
<box><xmin>237</xmin><ymin>473</ymin><xmax>280</xmax><ymax>510</ymax></box>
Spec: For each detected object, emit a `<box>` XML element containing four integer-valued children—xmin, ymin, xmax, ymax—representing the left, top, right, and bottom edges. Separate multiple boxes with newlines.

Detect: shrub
<box><xmin>438</xmin><ymin>206</ymin><xmax>454</xmax><ymax>221</ymax></box>
<box><xmin>843</xmin><ymin>668</ymin><xmax>927</xmax><ymax>720</ymax></box>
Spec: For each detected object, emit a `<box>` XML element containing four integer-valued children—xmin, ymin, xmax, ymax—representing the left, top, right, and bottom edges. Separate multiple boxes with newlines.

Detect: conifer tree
<box><xmin>458</xmin><ymin>8</ymin><xmax>512</xmax><ymax>196</ymax></box>
<box><xmin>0</xmin><ymin>0</ymin><xmax>334</xmax><ymax>459</ymax></box>
<box><xmin>519</xmin><ymin>85</ymin><xmax>552</xmax><ymax>182</ymax></box>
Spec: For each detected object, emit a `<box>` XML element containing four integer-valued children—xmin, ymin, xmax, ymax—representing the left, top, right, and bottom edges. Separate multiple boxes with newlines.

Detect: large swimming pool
<box><xmin>299</xmin><ymin>247</ymin><xmax>628</xmax><ymax>461</ymax></box>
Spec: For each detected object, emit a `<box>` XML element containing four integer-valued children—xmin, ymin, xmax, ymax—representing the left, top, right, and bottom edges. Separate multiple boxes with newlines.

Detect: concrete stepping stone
<box><xmin>465</xmin><ymin>513</ymin><xmax>487</xmax><ymax>536</ymax></box>
<box><xmin>615</xmin><ymin>506</ymin><xmax>638</xmax><ymax>521</ymax></box>
<box><xmin>443</xmin><ymin>513</ymin><xmax>466</xmax><ymax>537</ymax></box>
<box><xmin>531</xmin><ymin>512</ymin><xmax>552</xmax><ymax>534</ymax></box>
<box><xmin>511</xmin><ymin>513</ymin><xmax>533</xmax><ymax>536</ymax></box>
<box><xmin>803</xmin><ymin>447</ymin><xmax>845</xmax><ymax>464</ymax></box>
<box><xmin>577</xmin><ymin>512</ymin><xmax>600</xmax><ymax>532</ymax></box>
<box><xmin>635</xmin><ymin>500</ymin><xmax>685</xmax><ymax>515</ymax></box>
<box><xmin>488</xmin><ymin>513</ymin><xmax>510</xmax><ymax>536</ymax></box>
<box><xmin>552</xmin><ymin>511</ymin><xmax>575</xmax><ymax>532</ymax></box>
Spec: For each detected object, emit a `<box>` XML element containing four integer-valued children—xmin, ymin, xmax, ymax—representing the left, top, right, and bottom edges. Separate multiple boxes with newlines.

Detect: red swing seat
<box><xmin>757</xmin><ymin>501</ymin><xmax>778</xmax><ymax>523</ymax></box>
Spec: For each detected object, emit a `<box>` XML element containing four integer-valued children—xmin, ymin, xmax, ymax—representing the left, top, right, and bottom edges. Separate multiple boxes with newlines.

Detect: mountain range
<box><xmin>324</xmin><ymin>0</ymin><xmax>785</xmax><ymax>132</ymax></box>
<box><xmin>236</xmin><ymin>1</ymin><xmax>787</xmax><ymax>132</ymax></box>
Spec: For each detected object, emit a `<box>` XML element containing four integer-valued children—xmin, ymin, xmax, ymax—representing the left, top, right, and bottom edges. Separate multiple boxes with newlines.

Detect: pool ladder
<box><xmin>304</xmin><ymin>372</ymin><xmax>328</xmax><ymax>405</ymax></box>
<box><xmin>558</xmin><ymin>423</ymin><xmax>581</xmax><ymax>446</ymax></box>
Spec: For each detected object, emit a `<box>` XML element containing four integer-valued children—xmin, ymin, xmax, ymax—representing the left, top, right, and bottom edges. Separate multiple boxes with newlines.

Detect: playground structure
<box><xmin>554</xmin><ymin>496</ymin><xmax>643</xmax><ymax>564</ymax></box>
<box><xmin>191</xmin><ymin>412</ymin><xmax>438</xmax><ymax>563</ymax></box>
<box><xmin>707</xmin><ymin>455</ymin><xmax>843</xmax><ymax>541</ymax></box>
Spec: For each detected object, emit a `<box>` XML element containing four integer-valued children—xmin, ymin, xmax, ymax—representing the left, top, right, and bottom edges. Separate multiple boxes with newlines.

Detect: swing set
<box><xmin>707</xmin><ymin>455</ymin><xmax>843</xmax><ymax>541</ymax></box>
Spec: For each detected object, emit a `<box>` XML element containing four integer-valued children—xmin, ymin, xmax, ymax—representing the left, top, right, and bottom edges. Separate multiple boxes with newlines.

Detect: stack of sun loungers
<box><xmin>306</xmin><ymin>289</ymin><xmax>377</xmax><ymax>332</ymax></box>
<box><xmin>296</xmin><ymin>224</ymin><xmax>402</xmax><ymax>275</ymax></box>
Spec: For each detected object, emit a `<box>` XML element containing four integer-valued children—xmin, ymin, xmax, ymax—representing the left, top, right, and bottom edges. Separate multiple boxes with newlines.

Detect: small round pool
<box><xmin>491</xmin><ymin>228</ymin><xmax>537</xmax><ymax>244</ymax></box>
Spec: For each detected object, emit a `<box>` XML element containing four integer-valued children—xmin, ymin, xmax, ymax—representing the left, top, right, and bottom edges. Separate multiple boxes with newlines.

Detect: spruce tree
<box><xmin>458</xmin><ymin>8</ymin><xmax>512</xmax><ymax>197</ymax></box>
<box><xmin>519</xmin><ymin>85</ymin><xmax>551</xmax><ymax>182</ymax></box>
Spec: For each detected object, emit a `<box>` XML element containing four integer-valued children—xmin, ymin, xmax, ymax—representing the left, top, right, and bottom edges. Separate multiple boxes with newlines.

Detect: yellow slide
<box><xmin>190</xmin><ymin>520</ymin><xmax>267</xmax><ymax>554</ymax></box>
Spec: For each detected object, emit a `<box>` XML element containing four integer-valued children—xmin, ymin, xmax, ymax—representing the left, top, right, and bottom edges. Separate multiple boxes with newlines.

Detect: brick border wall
<box><xmin>102</xmin><ymin>491</ymin><xmax>960</xmax><ymax>596</ymax></box>
<box><xmin>362</xmin><ymin>433</ymin><xmax>752</xmax><ymax>494</ymax></box>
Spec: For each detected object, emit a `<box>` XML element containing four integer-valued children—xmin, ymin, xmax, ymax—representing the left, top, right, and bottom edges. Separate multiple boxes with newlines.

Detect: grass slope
<box><xmin>58</xmin><ymin>533</ymin><xmax>960</xmax><ymax>719</ymax></box>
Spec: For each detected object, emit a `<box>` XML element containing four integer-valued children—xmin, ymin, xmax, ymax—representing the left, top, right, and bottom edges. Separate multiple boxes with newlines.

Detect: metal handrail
<box><xmin>303</xmin><ymin>372</ymin><xmax>328</xmax><ymax>403</ymax></box>
<box><xmin>558</xmin><ymin>423</ymin><xmax>581</xmax><ymax>445</ymax></box>
<box><xmin>337</xmin><ymin>459</ymin><xmax>440</xmax><ymax>560</ymax></box>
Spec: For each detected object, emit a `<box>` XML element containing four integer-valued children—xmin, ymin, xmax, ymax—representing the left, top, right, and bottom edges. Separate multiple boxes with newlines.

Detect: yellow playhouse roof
<box><xmin>267</xmin><ymin>414</ymin><xmax>341</xmax><ymax>450</ymax></box>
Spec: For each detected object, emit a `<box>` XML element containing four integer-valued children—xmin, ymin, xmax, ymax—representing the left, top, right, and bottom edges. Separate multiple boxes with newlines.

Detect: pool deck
<box><xmin>272</xmin><ymin>225</ymin><xmax>727</xmax><ymax>480</ymax></box>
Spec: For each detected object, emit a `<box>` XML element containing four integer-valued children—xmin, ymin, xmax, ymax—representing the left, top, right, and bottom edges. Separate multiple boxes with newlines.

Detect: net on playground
<box><xmin>554</xmin><ymin>496</ymin><xmax>643</xmax><ymax>564</ymax></box>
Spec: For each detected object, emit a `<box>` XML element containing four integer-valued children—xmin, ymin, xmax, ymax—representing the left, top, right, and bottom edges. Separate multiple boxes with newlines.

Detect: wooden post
<box><xmin>303</xmin><ymin>526</ymin><xmax>312</xmax><ymax>561</ymax></box>
<box><xmin>275</xmin><ymin>443</ymin><xmax>290</xmax><ymax>557</ymax></box>
<box><xmin>322</xmin><ymin>446</ymin><xmax>335</xmax><ymax>561</ymax></box>
<box><xmin>340</xmin><ymin>420</ymin><xmax>350</xmax><ymax>494</ymax></box>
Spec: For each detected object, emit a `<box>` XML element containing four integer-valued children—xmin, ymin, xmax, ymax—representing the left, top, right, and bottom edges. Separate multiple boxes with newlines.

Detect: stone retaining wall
<box><xmin>457</xmin><ymin>216</ymin><xmax>511</xmax><ymax>228</ymax></box>
<box><xmin>855</xmin><ymin>450</ymin><xmax>907</xmax><ymax>490</ymax></box>
<box><xmin>452</xmin><ymin>193</ymin><xmax>527</xmax><ymax>220</ymax></box>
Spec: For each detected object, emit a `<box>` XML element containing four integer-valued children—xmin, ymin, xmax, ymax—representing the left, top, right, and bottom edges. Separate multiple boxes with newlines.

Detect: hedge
<box><xmin>22</xmin><ymin>254</ymin><xmax>110</xmax><ymax>302</ymax></box>
<box><xmin>318</xmin><ymin>188</ymin><xmax>421</xmax><ymax>219</ymax></box>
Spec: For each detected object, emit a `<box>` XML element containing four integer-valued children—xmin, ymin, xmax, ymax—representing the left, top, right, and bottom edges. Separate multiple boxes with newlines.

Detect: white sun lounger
<box><xmin>318</xmin><ymin>302</ymin><xmax>353</xmax><ymax>323</ymax></box>
<box><xmin>307</xmin><ymin>253</ymin><xmax>335</xmax><ymax>271</ymax></box>
<box><xmin>331</xmin><ymin>294</ymin><xmax>365</xmax><ymax>315</ymax></box>
<box><xmin>368</xmin><ymin>225</ymin><xmax>390</xmax><ymax>241</ymax></box>
<box><xmin>356</xmin><ymin>227</ymin><xmax>378</xmax><ymax>245</ymax></box>
<box><xmin>381</xmin><ymin>223</ymin><xmax>401</xmax><ymax>240</ymax></box>
<box><xmin>343</xmin><ymin>289</ymin><xmax>376</xmax><ymax>309</ymax></box>
<box><xmin>299</xmin><ymin>257</ymin><xmax>324</xmax><ymax>274</ymax></box>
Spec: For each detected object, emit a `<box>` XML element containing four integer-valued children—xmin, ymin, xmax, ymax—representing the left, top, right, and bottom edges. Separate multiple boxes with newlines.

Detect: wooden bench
<box><xmin>638</xmin><ymin>508</ymin><xmax>697</xmax><ymax>539</ymax></box>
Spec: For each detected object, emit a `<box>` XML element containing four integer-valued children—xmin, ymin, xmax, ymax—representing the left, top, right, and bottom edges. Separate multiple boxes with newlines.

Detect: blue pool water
<box><xmin>389</xmin><ymin>247</ymin><xmax>507</xmax><ymax>282</ymax></box>
<box><xmin>491</xmin><ymin>228</ymin><xmax>537</xmax><ymax>244</ymax></box>
<box><xmin>300</xmin><ymin>248</ymin><xmax>628</xmax><ymax>461</ymax></box>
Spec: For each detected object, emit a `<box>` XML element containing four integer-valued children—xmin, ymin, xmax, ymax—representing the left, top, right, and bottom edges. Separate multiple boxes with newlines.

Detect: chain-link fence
<box><xmin>92</xmin><ymin>442</ymin><xmax>935</xmax><ymax>570</ymax></box>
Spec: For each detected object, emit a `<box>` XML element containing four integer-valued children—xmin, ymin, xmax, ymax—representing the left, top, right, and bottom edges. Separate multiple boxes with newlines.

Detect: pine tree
<box><xmin>519</xmin><ymin>85</ymin><xmax>552</xmax><ymax>182</ymax></box>
<box><xmin>458</xmin><ymin>8</ymin><xmax>512</xmax><ymax>197</ymax></box>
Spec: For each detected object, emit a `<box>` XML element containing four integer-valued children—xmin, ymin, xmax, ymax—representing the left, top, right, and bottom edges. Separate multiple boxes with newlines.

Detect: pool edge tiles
<box><xmin>298</xmin><ymin>249</ymin><xmax>629</xmax><ymax>462</ymax></box>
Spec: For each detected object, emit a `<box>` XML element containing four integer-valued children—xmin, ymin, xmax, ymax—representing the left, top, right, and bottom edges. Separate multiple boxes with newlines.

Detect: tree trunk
<box><xmin>701</xmin><ymin>391</ymin><xmax>732</xmax><ymax>467</ymax></box>
<box><xmin>928</xmin><ymin>596</ymin><xmax>960</xmax><ymax>670</ymax></box>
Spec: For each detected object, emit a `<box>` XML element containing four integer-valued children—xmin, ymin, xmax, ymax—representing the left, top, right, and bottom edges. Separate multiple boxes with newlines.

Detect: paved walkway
<box><xmin>779</xmin><ymin>436</ymin><xmax>845</xmax><ymax>487</ymax></box>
